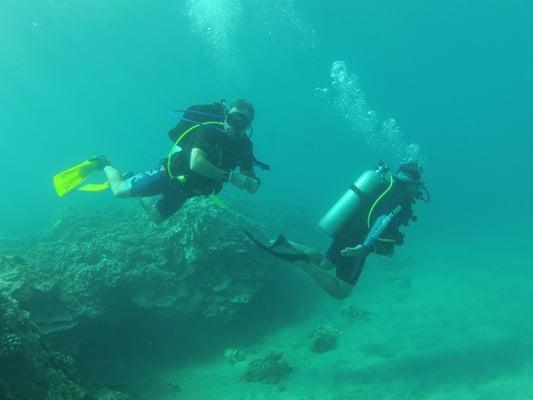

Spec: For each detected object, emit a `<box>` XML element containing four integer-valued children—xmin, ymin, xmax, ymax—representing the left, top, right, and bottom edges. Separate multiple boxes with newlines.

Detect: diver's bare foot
<box><xmin>267</xmin><ymin>234</ymin><xmax>287</xmax><ymax>249</ymax></box>
<box><xmin>90</xmin><ymin>155</ymin><xmax>112</xmax><ymax>170</ymax></box>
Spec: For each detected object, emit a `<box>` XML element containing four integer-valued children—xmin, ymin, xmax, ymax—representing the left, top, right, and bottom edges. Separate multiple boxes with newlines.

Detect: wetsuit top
<box><xmin>365</xmin><ymin>187</ymin><xmax>414</xmax><ymax>254</ymax></box>
<box><xmin>340</xmin><ymin>184</ymin><xmax>414</xmax><ymax>254</ymax></box>
<box><xmin>167</xmin><ymin>125</ymin><xmax>256</xmax><ymax>195</ymax></box>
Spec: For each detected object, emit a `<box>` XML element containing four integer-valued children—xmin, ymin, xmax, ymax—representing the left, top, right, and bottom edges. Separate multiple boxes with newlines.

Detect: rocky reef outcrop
<box><xmin>0</xmin><ymin>291</ymin><xmax>85</xmax><ymax>400</ymax></box>
<box><xmin>309</xmin><ymin>324</ymin><xmax>342</xmax><ymax>353</ymax></box>
<box><xmin>0</xmin><ymin>198</ymin><xmax>276</xmax><ymax>336</ymax></box>
<box><xmin>0</xmin><ymin>197</ymin><xmax>287</xmax><ymax>397</ymax></box>
<box><xmin>244</xmin><ymin>349</ymin><xmax>292</xmax><ymax>384</ymax></box>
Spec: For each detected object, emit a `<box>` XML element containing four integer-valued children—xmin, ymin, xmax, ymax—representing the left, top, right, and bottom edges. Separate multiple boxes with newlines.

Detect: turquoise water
<box><xmin>1</xmin><ymin>1</ymin><xmax>532</xmax><ymax>399</ymax></box>
<box><xmin>1</xmin><ymin>0</ymin><xmax>532</xmax><ymax>230</ymax></box>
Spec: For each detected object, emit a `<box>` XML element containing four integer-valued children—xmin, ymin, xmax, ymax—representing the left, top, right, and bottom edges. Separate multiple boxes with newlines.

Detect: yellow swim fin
<box><xmin>77</xmin><ymin>171</ymin><xmax>132</xmax><ymax>193</ymax></box>
<box><xmin>53</xmin><ymin>159</ymin><xmax>99</xmax><ymax>197</ymax></box>
<box><xmin>78</xmin><ymin>182</ymin><xmax>110</xmax><ymax>192</ymax></box>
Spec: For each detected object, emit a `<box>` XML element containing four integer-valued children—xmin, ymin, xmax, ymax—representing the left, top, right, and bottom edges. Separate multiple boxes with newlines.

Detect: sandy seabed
<box><xmin>130</xmin><ymin>235</ymin><xmax>533</xmax><ymax>400</ymax></box>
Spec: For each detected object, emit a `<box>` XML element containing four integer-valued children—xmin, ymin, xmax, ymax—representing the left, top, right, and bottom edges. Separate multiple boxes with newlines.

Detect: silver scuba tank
<box><xmin>318</xmin><ymin>168</ymin><xmax>387</xmax><ymax>237</ymax></box>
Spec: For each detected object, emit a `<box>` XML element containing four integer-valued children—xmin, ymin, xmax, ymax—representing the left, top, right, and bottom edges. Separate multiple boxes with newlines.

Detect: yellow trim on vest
<box><xmin>167</xmin><ymin>121</ymin><xmax>224</xmax><ymax>179</ymax></box>
<box><xmin>367</xmin><ymin>172</ymin><xmax>396</xmax><ymax>244</ymax></box>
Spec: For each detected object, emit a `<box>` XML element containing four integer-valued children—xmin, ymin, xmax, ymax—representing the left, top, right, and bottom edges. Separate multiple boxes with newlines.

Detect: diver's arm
<box><xmin>240</xmin><ymin>167</ymin><xmax>257</xmax><ymax>179</ymax></box>
<box><xmin>190</xmin><ymin>148</ymin><xmax>259</xmax><ymax>193</ymax></box>
<box><xmin>239</xmin><ymin>168</ymin><xmax>260</xmax><ymax>193</ymax></box>
<box><xmin>362</xmin><ymin>206</ymin><xmax>402</xmax><ymax>249</ymax></box>
<box><xmin>190</xmin><ymin>148</ymin><xmax>228</xmax><ymax>180</ymax></box>
<box><xmin>233</xmin><ymin>173</ymin><xmax>259</xmax><ymax>193</ymax></box>
<box><xmin>340</xmin><ymin>244</ymin><xmax>370</xmax><ymax>258</ymax></box>
<box><xmin>341</xmin><ymin>206</ymin><xmax>403</xmax><ymax>258</ymax></box>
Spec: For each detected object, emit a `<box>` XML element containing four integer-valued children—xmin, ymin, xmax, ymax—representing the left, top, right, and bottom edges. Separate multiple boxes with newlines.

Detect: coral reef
<box><xmin>244</xmin><ymin>349</ymin><xmax>291</xmax><ymax>384</ymax></box>
<box><xmin>340</xmin><ymin>305</ymin><xmax>370</xmax><ymax>321</ymax></box>
<box><xmin>94</xmin><ymin>388</ymin><xmax>130</xmax><ymax>400</ymax></box>
<box><xmin>224</xmin><ymin>347</ymin><xmax>247</xmax><ymax>365</ymax></box>
<box><xmin>309</xmin><ymin>324</ymin><xmax>342</xmax><ymax>353</ymax></box>
<box><xmin>0</xmin><ymin>291</ymin><xmax>85</xmax><ymax>400</ymax></box>
<box><xmin>0</xmin><ymin>197</ymin><xmax>313</xmax><ymax>396</ymax></box>
<box><xmin>0</xmin><ymin>198</ymin><xmax>276</xmax><ymax>335</ymax></box>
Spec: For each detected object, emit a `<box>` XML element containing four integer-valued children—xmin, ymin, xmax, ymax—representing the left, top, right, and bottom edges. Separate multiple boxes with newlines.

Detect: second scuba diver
<box><xmin>55</xmin><ymin>99</ymin><xmax>269</xmax><ymax>223</ymax></box>
<box><xmin>245</xmin><ymin>161</ymin><xmax>429</xmax><ymax>299</ymax></box>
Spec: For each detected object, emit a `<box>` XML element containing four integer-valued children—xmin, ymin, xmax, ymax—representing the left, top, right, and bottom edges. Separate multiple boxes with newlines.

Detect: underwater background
<box><xmin>1</xmin><ymin>1</ymin><xmax>532</xmax><ymax>399</ymax></box>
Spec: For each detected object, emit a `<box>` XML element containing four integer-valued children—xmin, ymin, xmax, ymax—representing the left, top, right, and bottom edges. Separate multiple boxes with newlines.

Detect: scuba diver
<box><xmin>245</xmin><ymin>161</ymin><xmax>429</xmax><ymax>299</ymax></box>
<box><xmin>53</xmin><ymin>99</ymin><xmax>270</xmax><ymax>223</ymax></box>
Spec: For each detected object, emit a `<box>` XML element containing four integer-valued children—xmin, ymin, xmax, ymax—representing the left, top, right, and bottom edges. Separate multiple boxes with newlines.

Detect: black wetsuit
<box><xmin>127</xmin><ymin>124</ymin><xmax>257</xmax><ymax>220</ymax></box>
<box><xmin>168</xmin><ymin>124</ymin><xmax>256</xmax><ymax>195</ymax></box>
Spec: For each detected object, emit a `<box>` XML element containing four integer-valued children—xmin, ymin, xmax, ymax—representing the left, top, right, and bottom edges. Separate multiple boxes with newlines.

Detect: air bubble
<box><xmin>316</xmin><ymin>61</ymin><xmax>422</xmax><ymax>163</ymax></box>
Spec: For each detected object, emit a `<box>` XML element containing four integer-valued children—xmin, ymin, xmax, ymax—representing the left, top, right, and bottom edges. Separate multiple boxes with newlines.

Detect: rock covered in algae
<box><xmin>340</xmin><ymin>304</ymin><xmax>370</xmax><ymax>321</ymax></box>
<box><xmin>0</xmin><ymin>291</ymin><xmax>85</xmax><ymax>400</ymax></box>
<box><xmin>0</xmin><ymin>198</ymin><xmax>277</xmax><ymax>334</ymax></box>
<box><xmin>244</xmin><ymin>349</ymin><xmax>292</xmax><ymax>384</ymax></box>
<box><xmin>309</xmin><ymin>324</ymin><xmax>342</xmax><ymax>353</ymax></box>
<box><xmin>224</xmin><ymin>347</ymin><xmax>247</xmax><ymax>365</ymax></box>
<box><xmin>94</xmin><ymin>388</ymin><xmax>130</xmax><ymax>400</ymax></box>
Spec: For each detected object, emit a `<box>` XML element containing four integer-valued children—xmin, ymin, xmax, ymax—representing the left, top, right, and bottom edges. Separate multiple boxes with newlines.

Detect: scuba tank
<box><xmin>318</xmin><ymin>163</ymin><xmax>389</xmax><ymax>237</ymax></box>
<box><xmin>168</xmin><ymin>102</ymin><xmax>227</xmax><ymax>142</ymax></box>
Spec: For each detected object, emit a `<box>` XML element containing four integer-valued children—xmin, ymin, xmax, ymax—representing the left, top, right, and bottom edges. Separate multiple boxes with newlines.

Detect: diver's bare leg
<box><xmin>295</xmin><ymin>261</ymin><xmax>354</xmax><ymax>299</ymax></box>
<box><xmin>103</xmin><ymin>166</ymin><xmax>130</xmax><ymax>198</ymax></box>
<box><xmin>138</xmin><ymin>198</ymin><xmax>163</xmax><ymax>224</ymax></box>
<box><xmin>281</xmin><ymin>238</ymin><xmax>331</xmax><ymax>269</ymax></box>
<box><xmin>102</xmin><ymin>166</ymin><xmax>162</xmax><ymax>224</ymax></box>
<box><xmin>283</xmin><ymin>238</ymin><xmax>315</xmax><ymax>253</ymax></box>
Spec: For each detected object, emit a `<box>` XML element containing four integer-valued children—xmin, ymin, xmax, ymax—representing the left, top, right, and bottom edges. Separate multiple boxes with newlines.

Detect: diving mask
<box><xmin>225</xmin><ymin>111</ymin><xmax>252</xmax><ymax>131</ymax></box>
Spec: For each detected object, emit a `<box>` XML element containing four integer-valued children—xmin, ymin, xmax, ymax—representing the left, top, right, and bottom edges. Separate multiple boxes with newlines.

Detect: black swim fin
<box><xmin>243</xmin><ymin>230</ymin><xmax>309</xmax><ymax>263</ymax></box>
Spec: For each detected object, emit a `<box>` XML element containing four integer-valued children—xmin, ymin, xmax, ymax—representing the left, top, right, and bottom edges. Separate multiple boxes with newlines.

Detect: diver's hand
<box><xmin>340</xmin><ymin>245</ymin><xmax>367</xmax><ymax>258</ymax></box>
<box><xmin>229</xmin><ymin>174</ymin><xmax>259</xmax><ymax>193</ymax></box>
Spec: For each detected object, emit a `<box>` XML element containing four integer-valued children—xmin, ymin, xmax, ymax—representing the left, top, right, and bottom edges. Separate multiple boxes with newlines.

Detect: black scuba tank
<box><xmin>168</xmin><ymin>102</ymin><xmax>226</xmax><ymax>142</ymax></box>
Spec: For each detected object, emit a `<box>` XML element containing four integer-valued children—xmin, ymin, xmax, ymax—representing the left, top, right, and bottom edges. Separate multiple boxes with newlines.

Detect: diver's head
<box><xmin>394</xmin><ymin>161</ymin><xmax>430</xmax><ymax>202</ymax></box>
<box><xmin>224</xmin><ymin>98</ymin><xmax>254</xmax><ymax>137</ymax></box>
<box><xmin>396</xmin><ymin>161</ymin><xmax>423</xmax><ymax>184</ymax></box>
